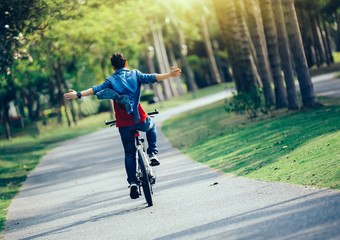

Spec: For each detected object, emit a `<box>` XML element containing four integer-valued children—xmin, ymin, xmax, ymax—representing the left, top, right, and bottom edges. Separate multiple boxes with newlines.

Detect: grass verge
<box><xmin>162</xmin><ymin>96</ymin><xmax>340</xmax><ymax>190</ymax></box>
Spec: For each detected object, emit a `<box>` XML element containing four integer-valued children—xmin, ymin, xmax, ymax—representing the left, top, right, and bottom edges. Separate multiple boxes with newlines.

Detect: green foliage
<box><xmin>187</xmin><ymin>55</ymin><xmax>210</xmax><ymax>88</ymax></box>
<box><xmin>333</xmin><ymin>52</ymin><xmax>340</xmax><ymax>63</ymax></box>
<box><xmin>140</xmin><ymin>91</ymin><xmax>155</xmax><ymax>103</ymax></box>
<box><xmin>78</xmin><ymin>97</ymin><xmax>100</xmax><ymax>116</ymax></box>
<box><xmin>225</xmin><ymin>88</ymin><xmax>272</xmax><ymax>121</ymax></box>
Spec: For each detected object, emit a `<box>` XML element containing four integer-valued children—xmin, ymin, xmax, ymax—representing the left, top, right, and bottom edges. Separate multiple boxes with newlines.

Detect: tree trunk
<box><xmin>315</xmin><ymin>15</ymin><xmax>328</xmax><ymax>65</ymax></box>
<box><xmin>272</xmin><ymin>0</ymin><xmax>299</xmax><ymax>109</ymax></box>
<box><xmin>1</xmin><ymin>98</ymin><xmax>12</xmax><ymax>140</ymax></box>
<box><xmin>156</xmin><ymin>27</ymin><xmax>179</xmax><ymax>97</ymax></box>
<box><xmin>212</xmin><ymin>43</ymin><xmax>228</xmax><ymax>82</ymax></box>
<box><xmin>234</xmin><ymin>0</ymin><xmax>261</xmax><ymax>92</ymax></box>
<box><xmin>100</xmin><ymin>59</ymin><xmax>114</xmax><ymax>119</ymax></box>
<box><xmin>335</xmin><ymin>11</ymin><xmax>340</xmax><ymax>52</ymax></box>
<box><xmin>34</xmin><ymin>94</ymin><xmax>41</xmax><ymax>121</ymax></box>
<box><xmin>320</xmin><ymin>18</ymin><xmax>333</xmax><ymax>64</ymax></box>
<box><xmin>282</xmin><ymin>0</ymin><xmax>317</xmax><ymax>107</ymax></box>
<box><xmin>296</xmin><ymin>8</ymin><xmax>317</xmax><ymax>68</ymax></box>
<box><xmin>150</xmin><ymin>21</ymin><xmax>173</xmax><ymax>100</ymax></box>
<box><xmin>56</xmin><ymin>107</ymin><xmax>62</xmax><ymax>124</ymax></box>
<box><xmin>310</xmin><ymin>14</ymin><xmax>327</xmax><ymax>66</ymax></box>
<box><xmin>213</xmin><ymin>0</ymin><xmax>241</xmax><ymax>90</ymax></box>
<box><xmin>77</xmin><ymin>102</ymin><xmax>84</xmax><ymax>119</ymax></box>
<box><xmin>63</xmin><ymin>101</ymin><xmax>71</xmax><ymax>127</ymax></box>
<box><xmin>62</xmin><ymin>79</ymin><xmax>77</xmax><ymax>125</ymax></box>
<box><xmin>244</xmin><ymin>0</ymin><xmax>275</xmax><ymax>105</ymax></box>
<box><xmin>201</xmin><ymin>14</ymin><xmax>222</xmax><ymax>85</ymax></box>
<box><xmin>74</xmin><ymin>70</ymin><xmax>84</xmax><ymax>119</ymax></box>
<box><xmin>16</xmin><ymin>98</ymin><xmax>25</xmax><ymax>128</ymax></box>
<box><xmin>148</xmin><ymin>53</ymin><xmax>165</xmax><ymax>102</ymax></box>
<box><xmin>259</xmin><ymin>0</ymin><xmax>288</xmax><ymax>108</ymax></box>
<box><xmin>168</xmin><ymin>42</ymin><xmax>186</xmax><ymax>95</ymax></box>
<box><xmin>25</xmin><ymin>90</ymin><xmax>34</xmax><ymax>122</ymax></box>
<box><xmin>316</xmin><ymin>17</ymin><xmax>329</xmax><ymax>66</ymax></box>
<box><xmin>175</xmin><ymin>25</ymin><xmax>198</xmax><ymax>92</ymax></box>
<box><xmin>144</xmin><ymin>34</ymin><xmax>165</xmax><ymax>102</ymax></box>
<box><xmin>54</xmin><ymin>59</ymin><xmax>71</xmax><ymax>127</ymax></box>
<box><xmin>213</xmin><ymin>0</ymin><xmax>259</xmax><ymax>94</ymax></box>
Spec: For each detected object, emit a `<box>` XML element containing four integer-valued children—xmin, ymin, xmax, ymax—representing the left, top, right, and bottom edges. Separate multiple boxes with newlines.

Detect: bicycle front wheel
<box><xmin>137</xmin><ymin>149</ymin><xmax>153</xmax><ymax>207</ymax></box>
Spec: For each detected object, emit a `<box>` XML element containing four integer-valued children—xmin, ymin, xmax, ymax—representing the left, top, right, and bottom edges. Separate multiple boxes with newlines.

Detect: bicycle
<box><xmin>105</xmin><ymin>109</ymin><xmax>159</xmax><ymax>207</ymax></box>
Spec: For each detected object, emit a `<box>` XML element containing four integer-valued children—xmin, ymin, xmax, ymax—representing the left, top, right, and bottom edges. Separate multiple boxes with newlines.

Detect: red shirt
<box><xmin>114</xmin><ymin>101</ymin><xmax>148</xmax><ymax>127</ymax></box>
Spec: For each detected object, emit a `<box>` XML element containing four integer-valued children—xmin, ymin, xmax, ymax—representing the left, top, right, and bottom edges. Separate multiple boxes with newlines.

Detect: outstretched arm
<box><xmin>64</xmin><ymin>88</ymin><xmax>94</xmax><ymax>100</ymax></box>
<box><xmin>155</xmin><ymin>66</ymin><xmax>181</xmax><ymax>81</ymax></box>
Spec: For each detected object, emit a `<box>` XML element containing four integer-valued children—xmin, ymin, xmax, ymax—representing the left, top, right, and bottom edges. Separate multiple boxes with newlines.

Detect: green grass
<box><xmin>162</xmin><ymin>96</ymin><xmax>340</xmax><ymax>190</ymax></box>
<box><xmin>0</xmin><ymin>82</ymin><xmax>231</xmax><ymax>232</ymax></box>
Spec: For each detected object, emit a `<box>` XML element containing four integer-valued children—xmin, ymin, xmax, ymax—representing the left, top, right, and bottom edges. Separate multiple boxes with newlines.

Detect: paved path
<box><xmin>2</xmin><ymin>73</ymin><xmax>340</xmax><ymax>240</ymax></box>
<box><xmin>299</xmin><ymin>71</ymin><xmax>340</xmax><ymax>97</ymax></box>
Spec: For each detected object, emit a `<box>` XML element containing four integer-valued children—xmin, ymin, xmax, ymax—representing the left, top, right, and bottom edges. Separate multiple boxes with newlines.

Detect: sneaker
<box><xmin>129</xmin><ymin>182</ymin><xmax>139</xmax><ymax>199</ymax></box>
<box><xmin>149</xmin><ymin>153</ymin><xmax>160</xmax><ymax>166</ymax></box>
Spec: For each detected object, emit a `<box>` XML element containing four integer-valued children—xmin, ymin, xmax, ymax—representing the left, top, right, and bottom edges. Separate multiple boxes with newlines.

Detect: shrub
<box><xmin>225</xmin><ymin>88</ymin><xmax>273</xmax><ymax>121</ymax></box>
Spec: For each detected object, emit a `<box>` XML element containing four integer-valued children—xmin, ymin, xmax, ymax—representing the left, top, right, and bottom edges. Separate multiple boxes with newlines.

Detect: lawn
<box><xmin>162</xmin><ymin>96</ymin><xmax>340</xmax><ymax>190</ymax></box>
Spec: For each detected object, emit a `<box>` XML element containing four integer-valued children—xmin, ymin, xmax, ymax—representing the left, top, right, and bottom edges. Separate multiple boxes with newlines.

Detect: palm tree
<box><xmin>259</xmin><ymin>0</ymin><xmax>288</xmax><ymax>108</ymax></box>
<box><xmin>282</xmin><ymin>0</ymin><xmax>317</xmax><ymax>107</ymax></box>
<box><xmin>201</xmin><ymin>13</ymin><xmax>222</xmax><ymax>85</ymax></box>
<box><xmin>156</xmin><ymin>27</ymin><xmax>179</xmax><ymax>97</ymax></box>
<box><xmin>150</xmin><ymin>21</ymin><xmax>173</xmax><ymax>100</ymax></box>
<box><xmin>234</xmin><ymin>0</ymin><xmax>261</xmax><ymax>92</ymax></box>
<box><xmin>144</xmin><ymin>35</ymin><xmax>165</xmax><ymax>102</ymax></box>
<box><xmin>244</xmin><ymin>0</ymin><xmax>275</xmax><ymax>105</ymax></box>
<box><xmin>213</xmin><ymin>0</ymin><xmax>260</xmax><ymax>93</ymax></box>
<box><xmin>272</xmin><ymin>0</ymin><xmax>300</xmax><ymax>109</ymax></box>
<box><xmin>310</xmin><ymin>14</ymin><xmax>327</xmax><ymax>65</ymax></box>
<box><xmin>212</xmin><ymin>0</ymin><xmax>241</xmax><ymax>89</ymax></box>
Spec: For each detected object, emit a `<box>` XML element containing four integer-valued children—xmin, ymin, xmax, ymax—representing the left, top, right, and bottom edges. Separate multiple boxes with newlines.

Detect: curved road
<box><xmin>3</xmin><ymin>74</ymin><xmax>340</xmax><ymax>240</ymax></box>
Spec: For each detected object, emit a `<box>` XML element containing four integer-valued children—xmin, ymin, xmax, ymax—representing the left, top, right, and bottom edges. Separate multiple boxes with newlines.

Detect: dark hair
<box><xmin>110</xmin><ymin>52</ymin><xmax>126</xmax><ymax>69</ymax></box>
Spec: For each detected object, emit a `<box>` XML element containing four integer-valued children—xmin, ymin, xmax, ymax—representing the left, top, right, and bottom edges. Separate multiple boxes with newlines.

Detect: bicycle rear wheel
<box><xmin>137</xmin><ymin>149</ymin><xmax>153</xmax><ymax>206</ymax></box>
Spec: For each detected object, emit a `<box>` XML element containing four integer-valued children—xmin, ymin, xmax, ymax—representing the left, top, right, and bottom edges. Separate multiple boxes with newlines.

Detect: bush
<box><xmin>80</xmin><ymin>97</ymin><xmax>100</xmax><ymax>116</ymax></box>
<box><xmin>98</xmin><ymin>99</ymin><xmax>111</xmax><ymax>113</ymax></box>
<box><xmin>225</xmin><ymin>88</ymin><xmax>272</xmax><ymax>121</ymax></box>
<box><xmin>333</xmin><ymin>52</ymin><xmax>340</xmax><ymax>63</ymax></box>
<box><xmin>140</xmin><ymin>91</ymin><xmax>156</xmax><ymax>104</ymax></box>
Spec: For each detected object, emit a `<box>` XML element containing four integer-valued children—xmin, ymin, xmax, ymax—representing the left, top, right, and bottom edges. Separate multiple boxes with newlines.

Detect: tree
<box><xmin>295</xmin><ymin>0</ymin><xmax>338</xmax><ymax>68</ymax></box>
<box><xmin>282</xmin><ymin>0</ymin><xmax>317</xmax><ymax>107</ymax></box>
<box><xmin>201</xmin><ymin>12</ymin><xmax>222</xmax><ymax>85</ymax></box>
<box><xmin>0</xmin><ymin>0</ymin><xmax>50</xmax><ymax>139</ymax></box>
<box><xmin>244</xmin><ymin>0</ymin><xmax>275</xmax><ymax>105</ymax></box>
<box><xmin>213</xmin><ymin>0</ymin><xmax>260</xmax><ymax>94</ymax></box>
<box><xmin>272</xmin><ymin>0</ymin><xmax>300</xmax><ymax>109</ymax></box>
<box><xmin>259</xmin><ymin>0</ymin><xmax>288</xmax><ymax>108</ymax></box>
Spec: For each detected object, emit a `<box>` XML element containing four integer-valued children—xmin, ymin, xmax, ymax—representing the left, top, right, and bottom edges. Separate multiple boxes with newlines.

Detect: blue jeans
<box><xmin>118</xmin><ymin>117</ymin><xmax>158</xmax><ymax>184</ymax></box>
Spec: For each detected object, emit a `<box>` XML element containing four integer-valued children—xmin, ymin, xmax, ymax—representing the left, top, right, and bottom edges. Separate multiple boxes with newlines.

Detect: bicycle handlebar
<box><xmin>105</xmin><ymin>109</ymin><xmax>159</xmax><ymax>126</ymax></box>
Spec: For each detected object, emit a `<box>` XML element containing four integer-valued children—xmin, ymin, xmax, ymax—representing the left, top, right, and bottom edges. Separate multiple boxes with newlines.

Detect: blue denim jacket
<box><xmin>92</xmin><ymin>68</ymin><xmax>157</xmax><ymax>124</ymax></box>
